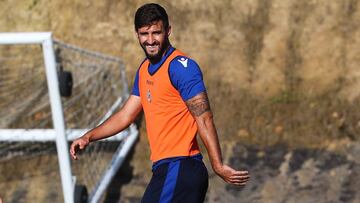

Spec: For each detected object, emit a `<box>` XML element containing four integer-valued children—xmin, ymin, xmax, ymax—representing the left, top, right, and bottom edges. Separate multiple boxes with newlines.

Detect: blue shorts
<box><xmin>141</xmin><ymin>154</ymin><xmax>209</xmax><ymax>203</ymax></box>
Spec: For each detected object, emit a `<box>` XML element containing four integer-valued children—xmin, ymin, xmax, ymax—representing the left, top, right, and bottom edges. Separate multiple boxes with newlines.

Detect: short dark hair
<box><xmin>134</xmin><ymin>3</ymin><xmax>169</xmax><ymax>31</ymax></box>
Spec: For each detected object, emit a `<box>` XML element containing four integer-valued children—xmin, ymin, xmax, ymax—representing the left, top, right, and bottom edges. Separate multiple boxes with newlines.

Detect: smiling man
<box><xmin>70</xmin><ymin>3</ymin><xmax>249</xmax><ymax>203</ymax></box>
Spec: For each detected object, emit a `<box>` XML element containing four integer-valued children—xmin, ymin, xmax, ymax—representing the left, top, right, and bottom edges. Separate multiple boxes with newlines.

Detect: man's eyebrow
<box><xmin>139</xmin><ymin>29</ymin><xmax>162</xmax><ymax>34</ymax></box>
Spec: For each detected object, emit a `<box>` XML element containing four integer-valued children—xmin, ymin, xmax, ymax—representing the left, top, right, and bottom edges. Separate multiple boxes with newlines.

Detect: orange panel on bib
<box><xmin>139</xmin><ymin>49</ymin><xmax>200</xmax><ymax>162</ymax></box>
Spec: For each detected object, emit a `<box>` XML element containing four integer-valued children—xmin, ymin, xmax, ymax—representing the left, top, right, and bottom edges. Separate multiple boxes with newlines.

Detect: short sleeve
<box><xmin>131</xmin><ymin>68</ymin><xmax>140</xmax><ymax>96</ymax></box>
<box><xmin>169</xmin><ymin>56</ymin><xmax>206</xmax><ymax>101</ymax></box>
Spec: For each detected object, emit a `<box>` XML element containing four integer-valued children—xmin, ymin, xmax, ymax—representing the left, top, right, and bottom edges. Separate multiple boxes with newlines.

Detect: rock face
<box><xmin>1</xmin><ymin>0</ymin><xmax>360</xmax><ymax>100</ymax></box>
<box><xmin>1</xmin><ymin>0</ymin><xmax>360</xmax><ymax>202</ymax></box>
<box><xmin>116</xmin><ymin>142</ymin><xmax>360</xmax><ymax>203</ymax></box>
<box><xmin>219</xmin><ymin>144</ymin><xmax>360</xmax><ymax>203</ymax></box>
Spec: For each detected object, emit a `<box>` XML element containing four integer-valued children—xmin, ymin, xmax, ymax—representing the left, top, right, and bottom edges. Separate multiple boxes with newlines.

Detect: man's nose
<box><xmin>147</xmin><ymin>34</ymin><xmax>155</xmax><ymax>44</ymax></box>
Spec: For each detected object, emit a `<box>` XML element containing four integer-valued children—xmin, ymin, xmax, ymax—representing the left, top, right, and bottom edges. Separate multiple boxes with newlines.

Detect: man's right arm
<box><xmin>70</xmin><ymin>95</ymin><xmax>142</xmax><ymax>160</ymax></box>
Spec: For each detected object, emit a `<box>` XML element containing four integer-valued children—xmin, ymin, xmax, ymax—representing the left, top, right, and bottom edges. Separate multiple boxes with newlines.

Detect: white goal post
<box><xmin>0</xmin><ymin>32</ymin><xmax>74</xmax><ymax>203</ymax></box>
<box><xmin>0</xmin><ymin>32</ymin><xmax>139</xmax><ymax>203</ymax></box>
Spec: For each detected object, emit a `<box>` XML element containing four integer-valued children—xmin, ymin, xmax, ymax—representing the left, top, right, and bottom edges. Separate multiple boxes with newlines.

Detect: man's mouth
<box><xmin>146</xmin><ymin>45</ymin><xmax>159</xmax><ymax>52</ymax></box>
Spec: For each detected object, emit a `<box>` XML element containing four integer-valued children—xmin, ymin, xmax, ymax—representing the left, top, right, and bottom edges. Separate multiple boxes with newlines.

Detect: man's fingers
<box><xmin>69</xmin><ymin>139</ymin><xmax>88</xmax><ymax>160</ymax></box>
<box><xmin>70</xmin><ymin>144</ymin><xmax>76</xmax><ymax>155</ymax></box>
<box><xmin>230</xmin><ymin>177</ymin><xmax>250</xmax><ymax>182</ymax></box>
<box><xmin>232</xmin><ymin>170</ymin><xmax>249</xmax><ymax>176</ymax></box>
<box><xmin>229</xmin><ymin>176</ymin><xmax>250</xmax><ymax>184</ymax></box>
<box><xmin>230</xmin><ymin>171</ymin><xmax>249</xmax><ymax>180</ymax></box>
<box><xmin>230</xmin><ymin>176</ymin><xmax>250</xmax><ymax>182</ymax></box>
<box><xmin>70</xmin><ymin>150</ymin><xmax>77</xmax><ymax>160</ymax></box>
<box><xmin>226</xmin><ymin>179</ymin><xmax>248</xmax><ymax>185</ymax></box>
<box><xmin>228</xmin><ymin>170</ymin><xmax>250</xmax><ymax>185</ymax></box>
<box><xmin>70</xmin><ymin>148</ymin><xmax>77</xmax><ymax>160</ymax></box>
<box><xmin>232</xmin><ymin>182</ymin><xmax>248</xmax><ymax>186</ymax></box>
<box><xmin>216</xmin><ymin>165</ymin><xmax>250</xmax><ymax>186</ymax></box>
<box><xmin>79</xmin><ymin>143</ymin><xmax>85</xmax><ymax>150</ymax></box>
<box><xmin>231</xmin><ymin>174</ymin><xmax>250</xmax><ymax>180</ymax></box>
<box><xmin>229</xmin><ymin>178</ymin><xmax>249</xmax><ymax>184</ymax></box>
<box><xmin>70</xmin><ymin>142</ymin><xmax>80</xmax><ymax>160</ymax></box>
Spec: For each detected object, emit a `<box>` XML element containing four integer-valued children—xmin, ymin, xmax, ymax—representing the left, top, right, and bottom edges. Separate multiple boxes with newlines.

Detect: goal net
<box><xmin>0</xmin><ymin>33</ymin><xmax>138</xmax><ymax>203</ymax></box>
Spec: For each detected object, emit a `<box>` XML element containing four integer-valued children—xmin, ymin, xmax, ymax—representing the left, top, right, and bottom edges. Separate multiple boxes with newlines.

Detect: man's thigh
<box><xmin>141</xmin><ymin>158</ymin><xmax>208</xmax><ymax>203</ymax></box>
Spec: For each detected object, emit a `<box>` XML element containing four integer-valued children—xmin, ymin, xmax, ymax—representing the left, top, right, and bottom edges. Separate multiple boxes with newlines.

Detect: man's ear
<box><xmin>166</xmin><ymin>26</ymin><xmax>172</xmax><ymax>37</ymax></box>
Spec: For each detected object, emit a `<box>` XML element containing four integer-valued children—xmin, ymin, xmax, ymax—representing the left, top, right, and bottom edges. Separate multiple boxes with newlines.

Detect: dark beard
<box><xmin>141</xmin><ymin>39</ymin><xmax>170</xmax><ymax>64</ymax></box>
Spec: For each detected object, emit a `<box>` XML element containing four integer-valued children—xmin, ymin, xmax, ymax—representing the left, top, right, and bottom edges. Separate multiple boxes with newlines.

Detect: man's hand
<box><xmin>69</xmin><ymin>136</ymin><xmax>90</xmax><ymax>160</ymax></box>
<box><xmin>69</xmin><ymin>95</ymin><xmax>142</xmax><ymax>160</ymax></box>
<box><xmin>214</xmin><ymin>164</ymin><xmax>250</xmax><ymax>186</ymax></box>
<box><xmin>186</xmin><ymin>92</ymin><xmax>250</xmax><ymax>186</ymax></box>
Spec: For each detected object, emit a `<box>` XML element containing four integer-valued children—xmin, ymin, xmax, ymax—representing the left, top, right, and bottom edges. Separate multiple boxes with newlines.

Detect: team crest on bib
<box><xmin>147</xmin><ymin>89</ymin><xmax>152</xmax><ymax>103</ymax></box>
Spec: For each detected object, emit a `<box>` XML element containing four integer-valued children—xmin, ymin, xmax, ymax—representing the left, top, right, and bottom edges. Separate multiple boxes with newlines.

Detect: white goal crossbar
<box><xmin>0</xmin><ymin>128</ymin><xmax>131</xmax><ymax>142</ymax></box>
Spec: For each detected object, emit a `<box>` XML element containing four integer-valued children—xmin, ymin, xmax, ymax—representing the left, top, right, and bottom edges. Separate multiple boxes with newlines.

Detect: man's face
<box><xmin>136</xmin><ymin>20</ymin><xmax>171</xmax><ymax>61</ymax></box>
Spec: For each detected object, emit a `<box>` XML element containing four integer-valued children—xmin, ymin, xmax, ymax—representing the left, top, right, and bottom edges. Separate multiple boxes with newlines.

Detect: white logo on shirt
<box><xmin>177</xmin><ymin>57</ymin><xmax>188</xmax><ymax>68</ymax></box>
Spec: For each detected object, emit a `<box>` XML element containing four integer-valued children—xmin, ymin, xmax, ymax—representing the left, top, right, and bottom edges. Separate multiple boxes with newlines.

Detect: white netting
<box><xmin>0</xmin><ymin>40</ymin><xmax>132</xmax><ymax>202</ymax></box>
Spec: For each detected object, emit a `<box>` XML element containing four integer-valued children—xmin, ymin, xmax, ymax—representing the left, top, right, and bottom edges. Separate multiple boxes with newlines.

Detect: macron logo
<box><xmin>177</xmin><ymin>57</ymin><xmax>188</xmax><ymax>68</ymax></box>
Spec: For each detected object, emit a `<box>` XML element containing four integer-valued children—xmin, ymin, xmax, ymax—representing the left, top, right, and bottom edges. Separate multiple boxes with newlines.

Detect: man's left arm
<box><xmin>186</xmin><ymin>92</ymin><xmax>250</xmax><ymax>186</ymax></box>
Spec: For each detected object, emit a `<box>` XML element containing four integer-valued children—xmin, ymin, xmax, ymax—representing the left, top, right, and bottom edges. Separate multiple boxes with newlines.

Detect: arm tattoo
<box><xmin>186</xmin><ymin>92</ymin><xmax>211</xmax><ymax>117</ymax></box>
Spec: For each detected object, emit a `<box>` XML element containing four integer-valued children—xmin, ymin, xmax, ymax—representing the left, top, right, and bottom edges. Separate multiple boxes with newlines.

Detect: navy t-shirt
<box><xmin>131</xmin><ymin>46</ymin><xmax>206</xmax><ymax>101</ymax></box>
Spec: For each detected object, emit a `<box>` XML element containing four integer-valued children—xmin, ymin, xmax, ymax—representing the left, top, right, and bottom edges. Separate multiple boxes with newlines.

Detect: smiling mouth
<box><xmin>146</xmin><ymin>45</ymin><xmax>159</xmax><ymax>52</ymax></box>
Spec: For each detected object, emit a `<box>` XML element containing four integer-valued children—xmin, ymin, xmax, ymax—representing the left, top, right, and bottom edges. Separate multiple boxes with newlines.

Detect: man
<box><xmin>70</xmin><ymin>3</ymin><xmax>249</xmax><ymax>203</ymax></box>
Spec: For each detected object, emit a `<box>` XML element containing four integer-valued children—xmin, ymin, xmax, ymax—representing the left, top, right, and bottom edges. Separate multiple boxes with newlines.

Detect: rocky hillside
<box><xmin>1</xmin><ymin>0</ymin><xmax>360</xmax><ymax>202</ymax></box>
